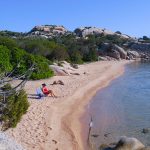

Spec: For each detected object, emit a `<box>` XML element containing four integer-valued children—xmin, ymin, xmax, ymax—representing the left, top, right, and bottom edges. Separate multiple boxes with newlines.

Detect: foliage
<box><xmin>30</xmin><ymin>55</ymin><xmax>54</xmax><ymax>80</ymax></box>
<box><xmin>143</xmin><ymin>36</ymin><xmax>149</xmax><ymax>41</ymax></box>
<box><xmin>0</xmin><ymin>84</ymin><xmax>29</xmax><ymax>130</ymax></box>
<box><xmin>47</xmin><ymin>45</ymin><xmax>69</xmax><ymax>61</ymax></box>
<box><xmin>0</xmin><ymin>43</ymin><xmax>53</xmax><ymax>79</ymax></box>
<box><xmin>0</xmin><ymin>30</ymin><xmax>25</xmax><ymax>37</ymax></box>
<box><xmin>17</xmin><ymin>37</ymin><xmax>57</xmax><ymax>56</ymax></box>
<box><xmin>0</xmin><ymin>36</ymin><xmax>17</xmax><ymax>49</ymax></box>
<box><xmin>0</xmin><ymin>31</ymin><xmax>131</xmax><ymax>72</ymax></box>
<box><xmin>0</xmin><ymin>45</ymin><xmax>12</xmax><ymax>73</ymax></box>
<box><xmin>115</xmin><ymin>31</ymin><xmax>122</xmax><ymax>35</ymax></box>
<box><xmin>69</xmin><ymin>50</ymin><xmax>83</xmax><ymax>64</ymax></box>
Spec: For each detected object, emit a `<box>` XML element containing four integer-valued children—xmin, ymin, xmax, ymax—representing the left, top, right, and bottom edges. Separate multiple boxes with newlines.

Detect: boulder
<box><xmin>98</xmin><ymin>56</ymin><xmax>109</xmax><ymax>61</ymax></box>
<box><xmin>114</xmin><ymin>137</ymin><xmax>145</xmax><ymax>150</ymax></box>
<box><xmin>50</xmin><ymin>62</ymin><xmax>80</xmax><ymax>76</ymax></box>
<box><xmin>127</xmin><ymin>50</ymin><xmax>140</xmax><ymax>59</ymax></box>
<box><xmin>74</xmin><ymin>27</ymin><xmax>103</xmax><ymax>37</ymax></box>
<box><xmin>107</xmin><ymin>50</ymin><xmax>120</xmax><ymax>60</ymax></box>
<box><xmin>142</xmin><ymin>128</ymin><xmax>150</xmax><ymax>134</ymax></box>
<box><xmin>113</xmin><ymin>45</ymin><xmax>127</xmax><ymax>59</ymax></box>
<box><xmin>50</xmin><ymin>65</ymin><xmax>69</xmax><ymax>76</ymax></box>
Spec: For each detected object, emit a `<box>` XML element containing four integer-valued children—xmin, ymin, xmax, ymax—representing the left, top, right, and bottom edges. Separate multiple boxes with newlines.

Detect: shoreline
<box><xmin>62</xmin><ymin>61</ymin><xmax>129</xmax><ymax>150</ymax></box>
<box><xmin>5</xmin><ymin>61</ymin><xmax>131</xmax><ymax>150</ymax></box>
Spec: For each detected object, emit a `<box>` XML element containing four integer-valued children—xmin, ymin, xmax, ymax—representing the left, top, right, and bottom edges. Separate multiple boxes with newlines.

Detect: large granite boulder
<box><xmin>107</xmin><ymin>50</ymin><xmax>120</xmax><ymax>60</ymax></box>
<box><xmin>113</xmin><ymin>45</ymin><xmax>127</xmax><ymax>59</ymax></box>
<box><xmin>74</xmin><ymin>27</ymin><xmax>104</xmax><ymax>37</ymax></box>
<box><xmin>28</xmin><ymin>25</ymin><xmax>69</xmax><ymax>38</ymax></box>
<box><xmin>49</xmin><ymin>61</ymin><xmax>78</xmax><ymax>76</ymax></box>
<box><xmin>114</xmin><ymin>137</ymin><xmax>145</xmax><ymax>150</ymax></box>
<box><xmin>99</xmin><ymin>137</ymin><xmax>150</xmax><ymax>150</ymax></box>
<box><xmin>127</xmin><ymin>50</ymin><xmax>140</xmax><ymax>59</ymax></box>
<box><xmin>0</xmin><ymin>132</ymin><xmax>24</xmax><ymax>150</ymax></box>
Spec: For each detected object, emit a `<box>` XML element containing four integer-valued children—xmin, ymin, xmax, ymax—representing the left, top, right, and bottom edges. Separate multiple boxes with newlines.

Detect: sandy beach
<box><xmin>5</xmin><ymin>61</ymin><xmax>130</xmax><ymax>150</ymax></box>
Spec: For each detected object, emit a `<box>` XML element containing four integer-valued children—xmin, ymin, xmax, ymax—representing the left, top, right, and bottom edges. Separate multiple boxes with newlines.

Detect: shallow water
<box><xmin>85</xmin><ymin>62</ymin><xmax>150</xmax><ymax>149</ymax></box>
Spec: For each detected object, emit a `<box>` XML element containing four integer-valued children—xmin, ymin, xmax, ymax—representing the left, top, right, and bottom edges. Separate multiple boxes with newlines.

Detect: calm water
<box><xmin>85</xmin><ymin>62</ymin><xmax>150</xmax><ymax>149</ymax></box>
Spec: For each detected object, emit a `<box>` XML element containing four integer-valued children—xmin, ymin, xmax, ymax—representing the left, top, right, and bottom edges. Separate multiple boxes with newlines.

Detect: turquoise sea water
<box><xmin>85</xmin><ymin>62</ymin><xmax>150</xmax><ymax>149</ymax></box>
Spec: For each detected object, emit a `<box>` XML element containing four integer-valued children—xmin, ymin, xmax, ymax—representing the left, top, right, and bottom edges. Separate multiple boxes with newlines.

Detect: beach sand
<box><xmin>6</xmin><ymin>61</ymin><xmax>130</xmax><ymax>150</ymax></box>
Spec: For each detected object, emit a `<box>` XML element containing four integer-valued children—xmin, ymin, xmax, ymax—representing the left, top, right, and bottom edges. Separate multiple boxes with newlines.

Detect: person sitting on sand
<box><xmin>42</xmin><ymin>83</ymin><xmax>57</xmax><ymax>98</ymax></box>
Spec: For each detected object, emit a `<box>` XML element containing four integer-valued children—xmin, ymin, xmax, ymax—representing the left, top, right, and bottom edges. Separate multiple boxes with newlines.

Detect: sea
<box><xmin>82</xmin><ymin>61</ymin><xmax>150</xmax><ymax>149</ymax></box>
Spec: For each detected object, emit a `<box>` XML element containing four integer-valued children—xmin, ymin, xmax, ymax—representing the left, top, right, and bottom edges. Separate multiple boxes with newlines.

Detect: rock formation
<box><xmin>113</xmin><ymin>45</ymin><xmax>127</xmax><ymax>59</ymax></box>
<box><xmin>100</xmin><ymin>137</ymin><xmax>150</xmax><ymax>150</ymax></box>
<box><xmin>74</xmin><ymin>26</ymin><xmax>131</xmax><ymax>39</ymax></box>
<box><xmin>114</xmin><ymin>137</ymin><xmax>145</xmax><ymax>150</ymax></box>
<box><xmin>0</xmin><ymin>132</ymin><xmax>24</xmax><ymax>150</ymax></box>
<box><xmin>28</xmin><ymin>25</ymin><xmax>70</xmax><ymax>38</ymax></box>
<box><xmin>127</xmin><ymin>50</ymin><xmax>140</xmax><ymax>59</ymax></box>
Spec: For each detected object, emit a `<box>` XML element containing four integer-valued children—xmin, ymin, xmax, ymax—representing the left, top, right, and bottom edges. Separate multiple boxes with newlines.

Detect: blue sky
<box><xmin>0</xmin><ymin>0</ymin><xmax>150</xmax><ymax>37</ymax></box>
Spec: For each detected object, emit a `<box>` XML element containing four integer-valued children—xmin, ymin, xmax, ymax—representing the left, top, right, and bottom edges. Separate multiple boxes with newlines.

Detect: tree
<box><xmin>0</xmin><ymin>84</ymin><xmax>29</xmax><ymax>130</ymax></box>
<box><xmin>143</xmin><ymin>36</ymin><xmax>149</xmax><ymax>40</ymax></box>
<box><xmin>0</xmin><ymin>36</ymin><xmax>17</xmax><ymax>49</ymax></box>
<box><xmin>70</xmin><ymin>50</ymin><xmax>83</xmax><ymax>64</ymax></box>
<box><xmin>48</xmin><ymin>46</ymin><xmax>69</xmax><ymax>61</ymax></box>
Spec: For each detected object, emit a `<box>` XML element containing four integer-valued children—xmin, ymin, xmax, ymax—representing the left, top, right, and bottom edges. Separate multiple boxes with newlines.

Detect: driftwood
<box><xmin>0</xmin><ymin>64</ymin><xmax>34</xmax><ymax>105</ymax></box>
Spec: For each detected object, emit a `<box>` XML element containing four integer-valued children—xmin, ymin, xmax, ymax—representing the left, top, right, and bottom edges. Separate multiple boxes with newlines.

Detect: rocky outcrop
<box><xmin>130</xmin><ymin>43</ymin><xmax>150</xmax><ymax>52</ymax></box>
<box><xmin>114</xmin><ymin>137</ymin><xmax>145</xmax><ymax>150</ymax></box>
<box><xmin>107</xmin><ymin>50</ymin><xmax>121</xmax><ymax>60</ymax></box>
<box><xmin>28</xmin><ymin>25</ymin><xmax>70</xmax><ymax>38</ymax></box>
<box><xmin>74</xmin><ymin>27</ymin><xmax>103</xmax><ymax>37</ymax></box>
<box><xmin>0</xmin><ymin>132</ymin><xmax>24</xmax><ymax>150</ymax></box>
<box><xmin>100</xmin><ymin>137</ymin><xmax>150</xmax><ymax>150</ymax></box>
<box><xmin>99</xmin><ymin>43</ymin><xmax>128</xmax><ymax>60</ymax></box>
<box><xmin>74</xmin><ymin>27</ymin><xmax>131</xmax><ymax>39</ymax></box>
<box><xmin>128</xmin><ymin>43</ymin><xmax>150</xmax><ymax>61</ymax></box>
<box><xmin>98</xmin><ymin>43</ymin><xmax>143</xmax><ymax>61</ymax></box>
<box><xmin>127</xmin><ymin>50</ymin><xmax>140</xmax><ymax>59</ymax></box>
<box><xmin>49</xmin><ymin>61</ymin><xmax>79</xmax><ymax>76</ymax></box>
<box><xmin>113</xmin><ymin>45</ymin><xmax>127</xmax><ymax>59</ymax></box>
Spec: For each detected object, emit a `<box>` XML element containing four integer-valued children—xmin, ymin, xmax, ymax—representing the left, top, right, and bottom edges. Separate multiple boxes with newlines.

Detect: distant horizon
<box><xmin>0</xmin><ymin>0</ymin><xmax>150</xmax><ymax>38</ymax></box>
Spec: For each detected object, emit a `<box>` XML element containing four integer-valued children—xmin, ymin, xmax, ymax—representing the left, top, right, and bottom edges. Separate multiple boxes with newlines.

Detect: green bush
<box><xmin>10</xmin><ymin>48</ymin><xmax>54</xmax><ymax>80</ymax></box>
<box><xmin>0</xmin><ymin>84</ymin><xmax>29</xmax><ymax>130</ymax></box>
<box><xmin>0</xmin><ymin>45</ymin><xmax>12</xmax><ymax>73</ymax></box>
<box><xmin>70</xmin><ymin>50</ymin><xmax>83</xmax><ymax>64</ymax></box>
<box><xmin>47</xmin><ymin>46</ymin><xmax>69</xmax><ymax>61</ymax></box>
<box><xmin>30</xmin><ymin>55</ymin><xmax>54</xmax><ymax>80</ymax></box>
<box><xmin>0</xmin><ymin>36</ymin><xmax>17</xmax><ymax>49</ymax></box>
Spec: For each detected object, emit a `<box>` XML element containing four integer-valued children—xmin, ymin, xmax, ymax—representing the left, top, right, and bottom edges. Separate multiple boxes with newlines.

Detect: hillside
<box><xmin>0</xmin><ymin>25</ymin><xmax>150</xmax><ymax>69</ymax></box>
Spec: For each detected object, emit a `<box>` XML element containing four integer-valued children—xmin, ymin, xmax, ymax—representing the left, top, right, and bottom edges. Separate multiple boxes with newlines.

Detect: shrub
<box><xmin>48</xmin><ymin>46</ymin><xmax>69</xmax><ymax>61</ymax></box>
<box><xmin>30</xmin><ymin>55</ymin><xmax>54</xmax><ymax>80</ymax></box>
<box><xmin>0</xmin><ymin>36</ymin><xmax>17</xmax><ymax>49</ymax></box>
<box><xmin>70</xmin><ymin>50</ymin><xmax>83</xmax><ymax>64</ymax></box>
<box><xmin>0</xmin><ymin>45</ymin><xmax>12</xmax><ymax>73</ymax></box>
<box><xmin>0</xmin><ymin>84</ymin><xmax>29</xmax><ymax>130</ymax></box>
<box><xmin>10</xmin><ymin>48</ymin><xmax>54</xmax><ymax>80</ymax></box>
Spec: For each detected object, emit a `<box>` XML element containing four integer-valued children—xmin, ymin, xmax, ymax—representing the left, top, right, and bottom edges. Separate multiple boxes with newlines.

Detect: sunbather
<box><xmin>42</xmin><ymin>83</ymin><xmax>57</xmax><ymax>98</ymax></box>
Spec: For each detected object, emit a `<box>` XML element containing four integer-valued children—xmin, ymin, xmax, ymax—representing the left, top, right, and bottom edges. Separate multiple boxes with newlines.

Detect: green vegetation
<box><xmin>0</xmin><ymin>31</ymin><xmax>130</xmax><ymax>78</ymax></box>
<box><xmin>0</xmin><ymin>45</ymin><xmax>12</xmax><ymax>73</ymax></box>
<box><xmin>0</xmin><ymin>36</ymin><xmax>53</xmax><ymax>79</ymax></box>
<box><xmin>138</xmin><ymin>36</ymin><xmax>150</xmax><ymax>43</ymax></box>
<box><xmin>0</xmin><ymin>84</ymin><xmax>29</xmax><ymax>130</ymax></box>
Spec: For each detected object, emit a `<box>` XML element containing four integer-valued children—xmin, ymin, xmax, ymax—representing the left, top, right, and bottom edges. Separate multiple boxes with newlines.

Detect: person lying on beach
<box><xmin>42</xmin><ymin>83</ymin><xmax>57</xmax><ymax>98</ymax></box>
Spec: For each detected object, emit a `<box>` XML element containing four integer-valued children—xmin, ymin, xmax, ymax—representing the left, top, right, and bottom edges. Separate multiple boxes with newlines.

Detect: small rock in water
<box><xmin>142</xmin><ymin>128</ymin><xmax>150</xmax><ymax>134</ymax></box>
<box><xmin>91</xmin><ymin>134</ymin><xmax>99</xmax><ymax>138</ymax></box>
<box><xmin>104</xmin><ymin>133</ymin><xmax>111</xmax><ymax>137</ymax></box>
